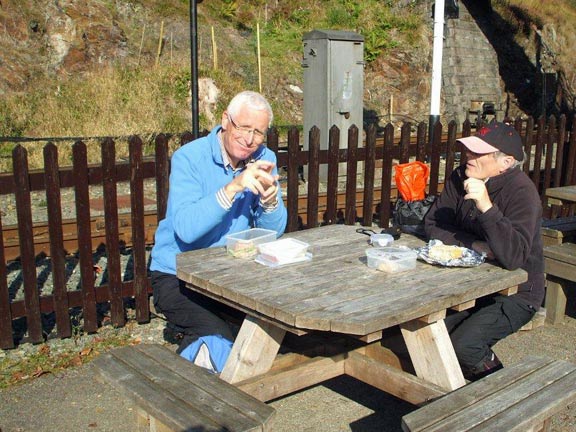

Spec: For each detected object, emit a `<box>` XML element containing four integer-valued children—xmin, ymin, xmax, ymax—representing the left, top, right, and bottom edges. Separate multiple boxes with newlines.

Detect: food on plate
<box><xmin>428</xmin><ymin>244</ymin><xmax>464</xmax><ymax>261</ymax></box>
<box><xmin>228</xmin><ymin>241</ymin><xmax>257</xmax><ymax>258</ymax></box>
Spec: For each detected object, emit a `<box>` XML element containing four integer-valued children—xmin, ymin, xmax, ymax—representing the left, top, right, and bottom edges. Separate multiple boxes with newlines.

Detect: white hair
<box><xmin>226</xmin><ymin>91</ymin><xmax>273</xmax><ymax>127</ymax></box>
<box><xmin>493</xmin><ymin>150</ymin><xmax>525</xmax><ymax>169</ymax></box>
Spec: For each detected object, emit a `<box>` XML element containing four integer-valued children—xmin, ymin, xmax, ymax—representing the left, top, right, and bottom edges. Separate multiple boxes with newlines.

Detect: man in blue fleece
<box><xmin>150</xmin><ymin>91</ymin><xmax>287</xmax><ymax>360</ymax></box>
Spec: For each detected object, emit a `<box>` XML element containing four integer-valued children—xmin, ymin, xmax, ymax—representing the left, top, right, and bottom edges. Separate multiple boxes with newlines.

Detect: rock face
<box><xmin>0</xmin><ymin>0</ymin><xmax>129</xmax><ymax>94</ymax></box>
<box><xmin>46</xmin><ymin>2</ymin><xmax>128</xmax><ymax>72</ymax></box>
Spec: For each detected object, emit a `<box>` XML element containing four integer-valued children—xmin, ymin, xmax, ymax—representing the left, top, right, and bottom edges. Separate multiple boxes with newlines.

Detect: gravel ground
<box><xmin>1</xmin><ymin>180</ymin><xmax>575</xmax><ymax>431</ymax></box>
<box><xmin>1</xmin><ymin>298</ymin><xmax>575</xmax><ymax>432</ymax></box>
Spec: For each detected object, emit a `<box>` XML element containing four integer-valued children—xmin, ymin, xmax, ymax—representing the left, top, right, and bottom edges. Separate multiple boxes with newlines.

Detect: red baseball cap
<box><xmin>458</xmin><ymin>122</ymin><xmax>524</xmax><ymax>161</ymax></box>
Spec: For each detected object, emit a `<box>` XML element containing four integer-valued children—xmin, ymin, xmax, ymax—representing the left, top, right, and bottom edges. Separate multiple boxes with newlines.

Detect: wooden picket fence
<box><xmin>0</xmin><ymin>115</ymin><xmax>575</xmax><ymax>349</ymax></box>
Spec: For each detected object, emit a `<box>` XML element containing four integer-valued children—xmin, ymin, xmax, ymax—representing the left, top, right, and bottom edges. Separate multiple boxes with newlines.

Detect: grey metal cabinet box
<box><xmin>302</xmin><ymin>30</ymin><xmax>364</xmax><ymax>179</ymax></box>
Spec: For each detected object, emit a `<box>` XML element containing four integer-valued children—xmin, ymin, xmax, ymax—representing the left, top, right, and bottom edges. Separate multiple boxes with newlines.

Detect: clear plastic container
<box><xmin>226</xmin><ymin>228</ymin><xmax>277</xmax><ymax>258</ymax></box>
<box><xmin>369</xmin><ymin>233</ymin><xmax>394</xmax><ymax>247</ymax></box>
<box><xmin>257</xmin><ymin>238</ymin><xmax>310</xmax><ymax>264</ymax></box>
<box><xmin>365</xmin><ymin>246</ymin><xmax>417</xmax><ymax>273</ymax></box>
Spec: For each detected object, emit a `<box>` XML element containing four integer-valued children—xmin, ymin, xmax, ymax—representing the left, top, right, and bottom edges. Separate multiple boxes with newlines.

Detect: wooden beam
<box><xmin>345</xmin><ymin>351</ymin><xmax>446</xmax><ymax>406</ymax></box>
<box><xmin>499</xmin><ymin>286</ymin><xmax>518</xmax><ymax>296</ymax></box>
<box><xmin>220</xmin><ymin>315</ymin><xmax>286</xmax><ymax>384</ymax></box>
<box><xmin>359</xmin><ymin>342</ymin><xmax>414</xmax><ymax>373</ymax></box>
<box><xmin>400</xmin><ymin>319</ymin><xmax>466</xmax><ymax>391</ymax></box>
<box><xmin>417</xmin><ymin>310</ymin><xmax>446</xmax><ymax>324</ymax></box>
<box><xmin>236</xmin><ymin>354</ymin><xmax>346</xmax><ymax>402</ymax></box>
<box><xmin>356</xmin><ymin>330</ymin><xmax>383</xmax><ymax>343</ymax></box>
<box><xmin>451</xmin><ymin>300</ymin><xmax>476</xmax><ymax>312</ymax></box>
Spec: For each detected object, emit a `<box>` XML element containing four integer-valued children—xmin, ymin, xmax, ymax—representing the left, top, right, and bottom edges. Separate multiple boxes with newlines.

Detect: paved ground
<box><xmin>1</xmin><ymin>299</ymin><xmax>575</xmax><ymax>432</ymax></box>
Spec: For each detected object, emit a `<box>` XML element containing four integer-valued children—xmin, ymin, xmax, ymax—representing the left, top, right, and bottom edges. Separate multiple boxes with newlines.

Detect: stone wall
<box><xmin>442</xmin><ymin>2</ymin><xmax>503</xmax><ymax>128</ymax></box>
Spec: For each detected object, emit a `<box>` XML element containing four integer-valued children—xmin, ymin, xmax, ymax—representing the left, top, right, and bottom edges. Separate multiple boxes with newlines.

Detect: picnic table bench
<box><xmin>402</xmin><ymin>356</ymin><xmax>576</xmax><ymax>432</ymax></box>
<box><xmin>544</xmin><ymin>242</ymin><xmax>576</xmax><ymax>324</ymax></box>
<box><xmin>92</xmin><ymin>344</ymin><xmax>276</xmax><ymax>432</ymax></box>
<box><xmin>541</xmin><ymin>216</ymin><xmax>576</xmax><ymax>246</ymax></box>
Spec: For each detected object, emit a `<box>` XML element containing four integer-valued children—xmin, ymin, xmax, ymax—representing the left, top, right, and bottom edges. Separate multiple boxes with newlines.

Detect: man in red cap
<box><xmin>425</xmin><ymin>121</ymin><xmax>544</xmax><ymax>381</ymax></box>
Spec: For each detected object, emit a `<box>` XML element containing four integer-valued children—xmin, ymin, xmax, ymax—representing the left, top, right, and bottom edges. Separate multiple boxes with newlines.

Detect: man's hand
<box><xmin>471</xmin><ymin>240</ymin><xmax>495</xmax><ymax>260</ymax></box>
<box><xmin>463</xmin><ymin>178</ymin><xmax>493</xmax><ymax>213</ymax></box>
<box><xmin>224</xmin><ymin>160</ymin><xmax>279</xmax><ymax>202</ymax></box>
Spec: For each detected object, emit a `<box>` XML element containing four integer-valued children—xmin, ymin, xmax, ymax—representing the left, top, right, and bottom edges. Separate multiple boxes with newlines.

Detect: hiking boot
<box><xmin>163</xmin><ymin>322</ymin><xmax>185</xmax><ymax>345</ymax></box>
<box><xmin>463</xmin><ymin>352</ymin><xmax>503</xmax><ymax>382</ymax></box>
<box><xmin>176</xmin><ymin>334</ymin><xmax>198</xmax><ymax>355</ymax></box>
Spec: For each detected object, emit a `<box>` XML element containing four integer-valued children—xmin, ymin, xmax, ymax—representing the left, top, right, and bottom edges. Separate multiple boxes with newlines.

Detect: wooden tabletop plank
<box><xmin>177</xmin><ymin>229</ymin><xmax>366</xmax><ymax>310</ymax></box>
<box><xmin>255</xmin><ymin>251</ymin><xmax>443</xmax><ymax>329</ymax></box>
<box><xmin>272</xmin><ymin>261</ymin><xmax>521</xmax><ymax>334</ymax></box>
<box><xmin>178</xmin><ymin>225</ymin><xmax>527</xmax><ymax>336</ymax></box>
<box><xmin>179</xmin><ymin>227</ymin><xmax>388</xmax><ymax>326</ymax></box>
<box><xmin>288</xmin><ymin>266</ymin><xmax>466</xmax><ymax>332</ymax></box>
<box><xmin>543</xmin><ymin>242</ymin><xmax>576</xmax><ymax>265</ymax></box>
<box><xmin>325</xmin><ymin>266</ymin><xmax>525</xmax><ymax>334</ymax></box>
<box><xmin>546</xmin><ymin>185</ymin><xmax>576</xmax><ymax>203</ymax></box>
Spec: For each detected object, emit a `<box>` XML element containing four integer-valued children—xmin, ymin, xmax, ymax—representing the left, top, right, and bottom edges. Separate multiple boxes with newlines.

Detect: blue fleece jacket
<box><xmin>150</xmin><ymin>126</ymin><xmax>287</xmax><ymax>274</ymax></box>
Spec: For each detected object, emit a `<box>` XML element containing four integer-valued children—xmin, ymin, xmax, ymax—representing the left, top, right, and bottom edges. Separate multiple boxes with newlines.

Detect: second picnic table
<box><xmin>545</xmin><ymin>184</ymin><xmax>576</xmax><ymax>205</ymax></box>
<box><xmin>177</xmin><ymin>225</ymin><xmax>527</xmax><ymax>404</ymax></box>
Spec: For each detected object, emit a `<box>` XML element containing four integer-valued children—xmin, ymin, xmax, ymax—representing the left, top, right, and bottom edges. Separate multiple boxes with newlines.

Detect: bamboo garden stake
<box><xmin>155</xmin><ymin>20</ymin><xmax>164</xmax><ymax>67</ymax></box>
<box><xmin>257</xmin><ymin>22</ymin><xmax>262</xmax><ymax>93</ymax></box>
<box><xmin>211</xmin><ymin>26</ymin><xmax>218</xmax><ymax>70</ymax></box>
<box><xmin>137</xmin><ymin>24</ymin><xmax>146</xmax><ymax>66</ymax></box>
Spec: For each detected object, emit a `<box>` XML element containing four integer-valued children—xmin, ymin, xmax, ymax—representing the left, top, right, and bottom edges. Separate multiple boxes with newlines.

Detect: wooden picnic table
<box><xmin>176</xmin><ymin>225</ymin><xmax>527</xmax><ymax>404</ymax></box>
<box><xmin>545</xmin><ymin>185</ymin><xmax>576</xmax><ymax>205</ymax></box>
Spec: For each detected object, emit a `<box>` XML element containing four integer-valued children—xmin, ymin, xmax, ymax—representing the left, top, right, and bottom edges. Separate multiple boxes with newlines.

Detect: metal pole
<box><xmin>190</xmin><ymin>0</ymin><xmax>201</xmax><ymax>139</ymax></box>
<box><xmin>429</xmin><ymin>0</ymin><xmax>445</xmax><ymax>143</ymax></box>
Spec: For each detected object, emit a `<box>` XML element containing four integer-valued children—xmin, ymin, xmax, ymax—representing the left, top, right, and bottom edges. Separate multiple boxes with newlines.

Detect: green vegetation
<box><xmin>0</xmin><ymin>332</ymin><xmax>133</xmax><ymax>389</ymax></box>
<box><xmin>0</xmin><ymin>0</ymin><xmax>426</xmax><ymax>141</ymax></box>
<box><xmin>0</xmin><ymin>0</ymin><xmax>574</xmax><ymax>173</ymax></box>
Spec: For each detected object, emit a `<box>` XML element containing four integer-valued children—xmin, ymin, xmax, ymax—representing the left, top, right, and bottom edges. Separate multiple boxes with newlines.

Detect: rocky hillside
<box><xmin>1</xmin><ymin>1</ymin><xmax>132</xmax><ymax>90</ymax></box>
<box><xmin>0</xmin><ymin>0</ymin><xmax>574</xmax><ymax>134</ymax></box>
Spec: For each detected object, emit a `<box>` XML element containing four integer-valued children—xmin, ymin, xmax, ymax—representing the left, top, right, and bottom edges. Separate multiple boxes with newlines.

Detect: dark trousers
<box><xmin>151</xmin><ymin>271</ymin><xmax>236</xmax><ymax>348</ymax></box>
<box><xmin>445</xmin><ymin>295</ymin><xmax>535</xmax><ymax>372</ymax></box>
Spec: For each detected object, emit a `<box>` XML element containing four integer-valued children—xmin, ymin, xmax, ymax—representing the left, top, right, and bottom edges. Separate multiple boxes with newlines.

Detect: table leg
<box><xmin>400</xmin><ymin>319</ymin><xmax>466</xmax><ymax>391</ymax></box>
<box><xmin>545</xmin><ymin>277</ymin><xmax>567</xmax><ymax>325</ymax></box>
<box><xmin>220</xmin><ymin>315</ymin><xmax>286</xmax><ymax>384</ymax></box>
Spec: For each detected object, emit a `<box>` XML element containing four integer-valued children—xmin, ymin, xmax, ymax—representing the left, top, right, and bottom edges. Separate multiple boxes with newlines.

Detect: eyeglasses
<box><xmin>227</xmin><ymin>114</ymin><xmax>267</xmax><ymax>142</ymax></box>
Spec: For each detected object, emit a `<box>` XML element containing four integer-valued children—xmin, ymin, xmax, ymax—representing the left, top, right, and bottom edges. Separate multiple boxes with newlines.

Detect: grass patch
<box><xmin>0</xmin><ymin>1</ymin><xmax>427</xmax><ymax>145</ymax></box>
<box><xmin>0</xmin><ymin>330</ymin><xmax>135</xmax><ymax>389</ymax></box>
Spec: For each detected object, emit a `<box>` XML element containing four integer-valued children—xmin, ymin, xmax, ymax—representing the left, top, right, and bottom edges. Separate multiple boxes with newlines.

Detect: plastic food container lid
<box><xmin>258</xmin><ymin>238</ymin><xmax>310</xmax><ymax>263</ymax></box>
<box><xmin>370</xmin><ymin>233</ymin><xmax>394</xmax><ymax>247</ymax></box>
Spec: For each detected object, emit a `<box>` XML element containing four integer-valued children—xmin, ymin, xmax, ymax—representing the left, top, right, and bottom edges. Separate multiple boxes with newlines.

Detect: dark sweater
<box><xmin>425</xmin><ymin>165</ymin><xmax>545</xmax><ymax>309</ymax></box>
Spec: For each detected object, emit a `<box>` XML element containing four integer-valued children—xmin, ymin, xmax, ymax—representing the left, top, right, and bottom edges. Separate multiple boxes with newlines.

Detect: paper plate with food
<box><xmin>416</xmin><ymin>239</ymin><xmax>486</xmax><ymax>267</ymax></box>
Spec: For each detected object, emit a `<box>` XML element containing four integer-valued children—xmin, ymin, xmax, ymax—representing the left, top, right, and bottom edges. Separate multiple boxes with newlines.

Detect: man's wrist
<box><xmin>477</xmin><ymin>202</ymin><xmax>493</xmax><ymax>213</ymax></box>
<box><xmin>260</xmin><ymin>197</ymin><xmax>279</xmax><ymax>212</ymax></box>
<box><xmin>224</xmin><ymin>181</ymin><xmax>242</xmax><ymax>197</ymax></box>
<box><xmin>217</xmin><ymin>187</ymin><xmax>234</xmax><ymax>210</ymax></box>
